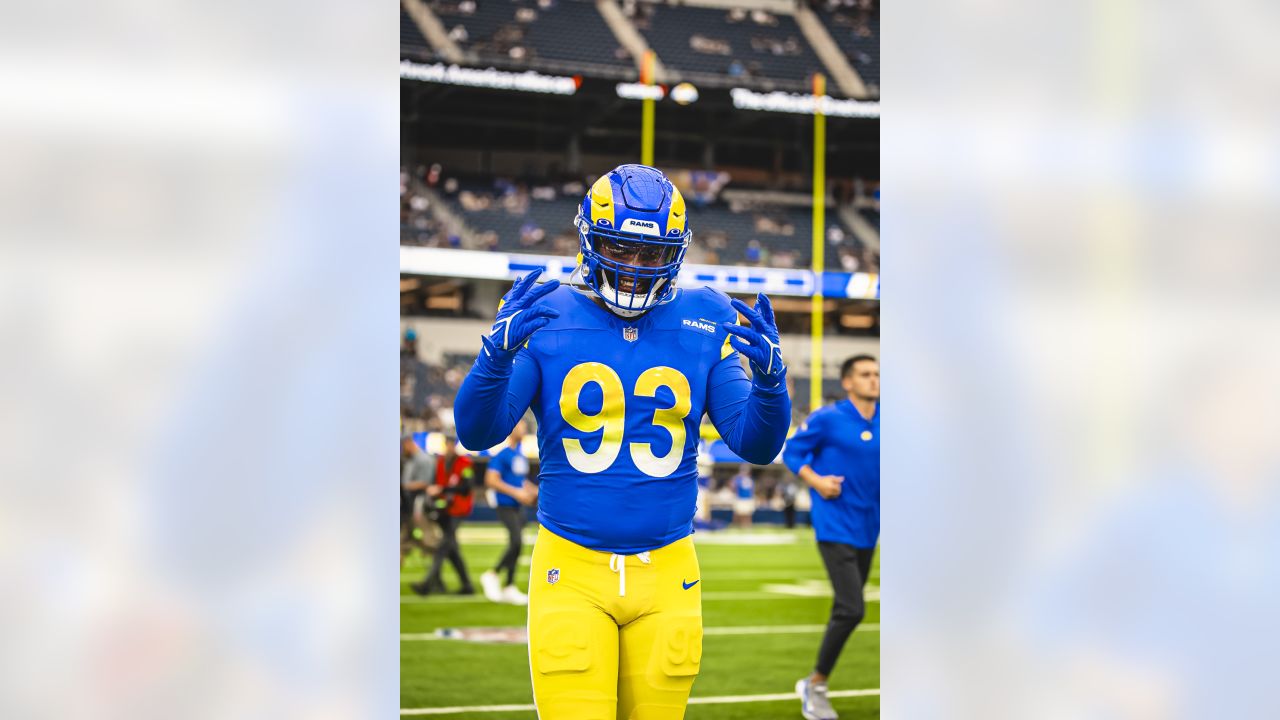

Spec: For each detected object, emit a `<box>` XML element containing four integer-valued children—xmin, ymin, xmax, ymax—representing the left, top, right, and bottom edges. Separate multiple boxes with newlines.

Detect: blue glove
<box><xmin>720</xmin><ymin>293</ymin><xmax>786</xmax><ymax>386</ymax></box>
<box><xmin>482</xmin><ymin>269</ymin><xmax>561</xmax><ymax>356</ymax></box>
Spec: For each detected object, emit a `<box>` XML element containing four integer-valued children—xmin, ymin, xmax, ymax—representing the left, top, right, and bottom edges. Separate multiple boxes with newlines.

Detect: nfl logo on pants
<box><xmin>547</xmin><ymin>568</ymin><xmax>560</xmax><ymax>585</ymax></box>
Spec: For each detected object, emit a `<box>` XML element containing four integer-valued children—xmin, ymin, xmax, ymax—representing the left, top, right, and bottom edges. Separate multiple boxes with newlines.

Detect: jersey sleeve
<box><xmin>454</xmin><ymin>343</ymin><xmax>541</xmax><ymax>452</ymax></box>
<box><xmin>781</xmin><ymin>411</ymin><xmax>825</xmax><ymax>474</ymax></box>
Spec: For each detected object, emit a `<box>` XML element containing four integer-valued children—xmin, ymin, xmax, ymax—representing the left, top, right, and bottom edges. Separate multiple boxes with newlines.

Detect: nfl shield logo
<box><xmin>623</xmin><ymin>326</ymin><xmax>639</xmax><ymax>342</ymax></box>
<box><xmin>547</xmin><ymin>568</ymin><xmax>560</xmax><ymax>585</ymax></box>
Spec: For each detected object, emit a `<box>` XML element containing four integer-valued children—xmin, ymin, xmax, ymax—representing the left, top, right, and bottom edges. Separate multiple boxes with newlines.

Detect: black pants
<box><xmin>783</xmin><ymin>503</ymin><xmax>797</xmax><ymax>529</ymax></box>
<box><xmin>814</xmin><ymin>542</ymin><xmax>876</xmax><ymax>676</ymax></box>
<box><xmin>423</xmin><ymin>514</ymin><xmax>472</xmax><ymax>590</ymax></box>
<box><xmin>494</xmin><ymin>506</ymin><xmax>524</xmax><ymax>587</ymax></box>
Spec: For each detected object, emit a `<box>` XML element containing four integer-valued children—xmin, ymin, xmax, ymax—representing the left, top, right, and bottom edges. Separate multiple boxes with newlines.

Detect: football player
<box><xmin>454</xmin><ymin>164</ymin><xmax>792</xmax><ymax>719</ymax></box>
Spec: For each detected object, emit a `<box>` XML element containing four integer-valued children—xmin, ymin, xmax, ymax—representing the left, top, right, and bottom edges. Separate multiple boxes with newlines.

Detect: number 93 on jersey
<box><xmin>557</xmin><ymin>361</ymin><xmax>693</xmax><ymax>478</ymax></box>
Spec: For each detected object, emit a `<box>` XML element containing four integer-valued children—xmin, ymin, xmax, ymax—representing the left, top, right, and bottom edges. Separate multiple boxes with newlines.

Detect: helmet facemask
<box><xmin>576</xmin><ymin>214</ymin><xmax>689</xmax><ymax>317</ymax></box>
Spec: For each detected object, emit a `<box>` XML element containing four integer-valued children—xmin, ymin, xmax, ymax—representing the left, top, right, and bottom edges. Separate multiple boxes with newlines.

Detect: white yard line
<box><xmin>402</xmin><ymin>590</ymin><xmax>879</xmax><ymax>604</ymax></box>
<box><xmin>401</xmin><ymin>623</ymin><xmax>879</xmax><ymax>641</ymax></box>
<box><xmin>401</xmin><ymin>688</ymin><xmax>879</xmax><ymax>715</ymax></box>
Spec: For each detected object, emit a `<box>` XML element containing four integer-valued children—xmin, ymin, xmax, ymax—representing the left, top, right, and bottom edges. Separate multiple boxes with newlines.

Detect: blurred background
<box><xmin>399</xmin><ymin>0</ymin><xmax>881</xmax><ymax>716</ymax></box>
<box><xmin>5</xmin><ymin>0</ymin><xmax>1275</xmax><ymax>716</ymax></box>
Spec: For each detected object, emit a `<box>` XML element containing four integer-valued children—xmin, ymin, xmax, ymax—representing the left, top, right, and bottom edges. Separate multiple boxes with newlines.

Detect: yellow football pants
<box><xmin>527</xmin><ymin>527</ymin><xmax>703</xmax><ymax>720</ymax></box>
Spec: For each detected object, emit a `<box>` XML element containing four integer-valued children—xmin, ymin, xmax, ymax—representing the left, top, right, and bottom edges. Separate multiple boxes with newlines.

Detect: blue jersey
<box><xmin>455</xmin><ymin>285</ymin><xmax>791</xmax><ymax>553</ymax></box>
<box><xmin>783</xmin><ymin>400</ymin><xmax>880</xmax><ymax>547</ymax></box>
<box><xmin>734</xmin><ymin>474</ymin><xmax>754</xmax><ymax>499</ymax></box>
<box><xmin>487</xmin><ymin>446</ymin><xmax>528</xmax><ymax>508</ymax></box>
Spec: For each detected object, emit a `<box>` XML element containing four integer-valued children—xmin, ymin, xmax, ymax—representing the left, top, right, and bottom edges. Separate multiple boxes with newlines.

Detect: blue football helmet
<box><xmin>575</xmin><ymin>164</ymin><xmax>691</xmax><ymax>317</ymax></box>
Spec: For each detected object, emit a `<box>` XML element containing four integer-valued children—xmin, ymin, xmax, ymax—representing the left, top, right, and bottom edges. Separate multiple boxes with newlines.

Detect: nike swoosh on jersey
<box><xmin>682</xmin><ymin>579</ymin><xmax>699</xmax><ymax>590</ymax></box>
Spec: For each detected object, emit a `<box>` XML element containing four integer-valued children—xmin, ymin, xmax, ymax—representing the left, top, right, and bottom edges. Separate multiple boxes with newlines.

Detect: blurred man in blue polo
<box><xmin>783</xmin><ymin>354</ymin><xmax>880</xmax><ymax>720</ymax></box>
<box><xmin>453</xmin><ymin>164</ymin><xmax>791</xmax><ymax>719</ymax></box>
<box><xmin>480</xmin><ymin>419</ymin><xmax>538</xmax><ymax>605</ymax></box>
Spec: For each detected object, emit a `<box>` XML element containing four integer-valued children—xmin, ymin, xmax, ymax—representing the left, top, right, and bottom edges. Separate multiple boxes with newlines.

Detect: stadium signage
<box><xmin>616</xmin><ymin>82</ymin><xmax>665</xmax><ymax>101</ymax></box>
<box><xmin>400</xmin><ymin>247</ymin><xmax>879</xmax><ymax>300</ymax></box>
<box><xmin>400</xmin><ymin>60</ymin><xmax>579</xmax><ymax>95</ymax></box>
<box><xmin>615</xmin><ymin>81</ymin><xmax>699</xmax><ymax>104</ymax></box>
<box><xmin>729</xmin><ymin>88</ymin><xmax>880</xmax><ymax>118</ymax></box>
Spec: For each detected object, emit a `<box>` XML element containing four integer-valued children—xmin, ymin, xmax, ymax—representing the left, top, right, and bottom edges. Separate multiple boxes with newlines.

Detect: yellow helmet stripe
<box><xmin>667</xmin><ymin>185</ymin><xmax>687</xmax><ymax>235</ymax></box>
<box><xmin>589</xmin><ymin>176</ymin><xmax>615</xmax><ymax>227</ymax></box>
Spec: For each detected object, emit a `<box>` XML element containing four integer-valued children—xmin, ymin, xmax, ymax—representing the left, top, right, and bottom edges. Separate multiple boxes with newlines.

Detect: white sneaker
<box><xmin>502</xmin><ymin>585</ymin><xmax>528</xmax><ymax>606</ymax></box>
<box><xmin>480</xmin><ymin>570</ymin><xmax>503</xmax><ymax>603</ymax></box>
<box><xmin>796</xmin><ymin>677</ymin><xmax>838</xmax><ymax>720</ymax></box>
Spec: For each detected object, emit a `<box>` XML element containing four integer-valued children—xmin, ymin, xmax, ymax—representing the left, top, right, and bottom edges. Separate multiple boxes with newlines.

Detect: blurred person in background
<box><xmin>401</xmin><ymin>327</ymin><xmax>418</xmax><ymax>363</ymax></box>
<box><xmin>480</xmin><ymin>420</ymin><xmax>538</xmax><ymax>605</ymax></box>
<box><xmin>781</xmin><ymin>476</ymin><xmax>799</xmax><ymax>529</ymax></box>
<box><xmin>732</xmin><ymin>464</ymin><xmax>755</xmax><ymax>528</ymax></box>
<box><xmin>401</xmin><ymin>434</ymin><xmax>438</xmax><ymax>567</ymax></box>
<box><xmin>694</xmin><ymin>439</ymin><xmax>714</xmax><ymax>528</ymax></box>
<box><xmin>410</xmin><ymin>435</ymin><xmax>477</xmax><ymax>596</ymax></box>
<box><xmin>783</xmin><ymin>354</ymin><xmax>880</xmax><ymax>720</ymax></box>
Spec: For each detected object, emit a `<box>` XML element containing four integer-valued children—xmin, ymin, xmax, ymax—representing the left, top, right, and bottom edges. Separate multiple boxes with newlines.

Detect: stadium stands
<box><xmin>636</xmin><ymin>4</ymin><xmax>824</xmax><ymax>88</ymax></box>
<box><xmin>430</xmin><ymin>172</ymin><xmax>876</xmax><ymax>271</ymax></box>
<box><xmin>813</xmin><ymin>0</ymin><xmax>879</xmax><ymax>91</ymax></box>
<box><xmin>402</xmin><ymin>7</ymin><xmax>433</xmax><ymax>56</ymax></box>
<box><xmin>429</xmin><ymin>0</ymin><xmax>634</xmax><ymax>74</ymax></box>
<box><xmin>859</xmin><ymin>207</ymin><xmax>879</xmax><ymax>231</ymax></box>
<box><xmin>402</xmin><ymin>166</ymin><xmax>455</xmax><ymax>247</ymax></box>
<box><xmin>404</xmin><ymin>0</ymin><xmax>880</xmax><ymax>93</ymax></box>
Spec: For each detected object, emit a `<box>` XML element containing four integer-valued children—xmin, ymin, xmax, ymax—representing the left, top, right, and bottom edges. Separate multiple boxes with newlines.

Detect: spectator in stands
<box><xmin>690</xmin><ymin>34</ymin><xmax>731</xmax><ymax>55</ymax></box>
<box><xmin>519</xmin><ymin>221</ymin><xmax>546</xmax><ymax>248</ymax></box>
<box><xmin>401</xmin><ymin>328</ymin><xmax>418</xmax><ymax>363</ymax></box>
<box><xmin>756</xmin><ymin>9</ymin><xmax>778</xmax><ymax>25</ymax></box>
<box><xmin>840</xmin><ymin>247</ymin><xmax>861</xmax><ymax>272</ymax></box>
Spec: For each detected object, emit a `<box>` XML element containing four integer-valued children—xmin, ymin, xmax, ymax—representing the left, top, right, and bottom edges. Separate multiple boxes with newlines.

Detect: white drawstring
<box><xmin>608</xmin><ymin>551</ymin><xmax>651</xmax><ymax>597</ymax></box>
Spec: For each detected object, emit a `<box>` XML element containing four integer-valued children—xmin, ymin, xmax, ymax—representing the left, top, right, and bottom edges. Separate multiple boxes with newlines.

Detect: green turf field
<box><xmin>401</xmin><ymin>524</ymin><xmax>879</xmax><ymax>718</ymax></box>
